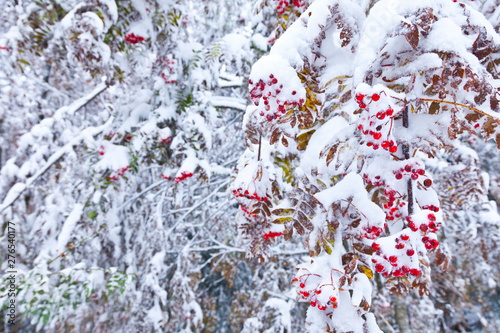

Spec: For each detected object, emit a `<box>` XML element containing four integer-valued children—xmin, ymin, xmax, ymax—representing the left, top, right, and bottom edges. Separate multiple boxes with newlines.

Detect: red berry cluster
<box><xmin>275</xmin><ymin>0</ymin><xmax>304</xmax><ymax>14</ymax></box>
<box><xmin>370</xmin><ymin>208</ymin><xmax>442</xmax><ymax>279</ymax></box>
<box><xmin>108</xmin><ymin>166</ymin><xmax>130</xmax><ymax>181</ymax></box>
<box><xmin>383</xmin><ymin>187</ymin><xmax>406</xmax><ymax>221</ymax></box>
<box><xmin>362</xmin><ymin>174</ymin><xmax>405</xmax><ymax>222</ymax></box>
<box><xmin>355</xmin><ymin>88</ymin><xmax>399</xmax><ymax>153</ymax></box>
<box><xmin>421</xmin><ymin>205</ymin><xmax>439</xmax><ymax>212</ymax></box>
<box><xmin>360</xmin><ymin>225</ymin><xmax>385</xmax><ymax>239</ymax></box>
<box><xmin>407</xmin><ymin>212</ymin><xmax>441</xmax><ymax>250</ymax></box>
<box><xmin>153</xmin><ymin>55</ymin><xmax>177</xmax><ymax>84</ymax></box>
<box><xmin>293</xmin><ymin>274</ymin><xmax>337</xmax><ymax>311</ymax></box>
<box><xmin>238</xmin><ymin>203</ymin><xmax>254</xmax><ymax>216</ymax></box>
<box><xmin>97</xmin><ymin>145</ymin><xmax>105</xmax><ymax>156</ymax></box>
<box><xmin>249</xmin><ymin>75</ymin><xmax>304</xmax><ymax>122</ymax></box>
<box><xmin>125</xmin><ymin>33</ymin><xmax>145</xmax><ymax>44</ymax></box>
<box><xmin>371</xmin><ymin>237</ymin><xmax>419</xmax><ymax>278</ymax></box>
<box><xmin>263</xmin><ymin>231</ymin><xmax>284</xmax><ymax>240</ymax></box>
<box><xmin>406</xmin><ymin>213</ymin><xmax>441</xmax><ymax>234</ymax></box>
<box><xmin>363</xmin><ymin>173</ymin><xmax>385</xmax><ymax>187</ymax></box>
<box><xmin>394</xmin><ymin>163</ymin><xmax>427</xmax><ymax>181</ymax></box>
<box><xmin>233</xmin><ymin>188</ymin><xmax>267</xmax><ymax>202</ymax></box>
<box><xmin>159</xmin><ymin>135</ymin><xmax>172</xmax><ymax>144</ymax></box>
<box><xmin>175</xmin><ymin>171</ymin><xmax>193</xmax><ymax>183</ymax></box>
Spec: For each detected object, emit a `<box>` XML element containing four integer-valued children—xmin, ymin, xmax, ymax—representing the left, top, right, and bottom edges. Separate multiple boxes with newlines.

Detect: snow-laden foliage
<box><xmin>0</xmin><ymin>0</ymin><xmax>309</xmax><ymax>331</ymax></box>
<box><xmin>235</xmin><ymin>0</ymin><xmax>500</xmax><ymax>331</ymax></box>
<box><xmin>1</xmin><ymin>0</ymin><xmax>500</xmax><ymax>332</ymax></box>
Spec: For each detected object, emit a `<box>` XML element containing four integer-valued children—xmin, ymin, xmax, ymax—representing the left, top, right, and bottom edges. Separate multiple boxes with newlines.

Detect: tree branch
<box><xmin>0</xmin><ymin>117</ymin><xmax>113</xmax><ymax>213</ymax></box>
<box><xmin>417</xmin><ymin>98</ymin><xmax>500</xmax><ymax>126</ymax></box>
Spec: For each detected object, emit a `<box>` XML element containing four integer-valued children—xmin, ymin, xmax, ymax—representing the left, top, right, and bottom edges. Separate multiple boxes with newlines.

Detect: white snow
<box><xmin>56</xmin><ymin>203</ymin><xmax>84</xmax><ymax>251</ymax></box>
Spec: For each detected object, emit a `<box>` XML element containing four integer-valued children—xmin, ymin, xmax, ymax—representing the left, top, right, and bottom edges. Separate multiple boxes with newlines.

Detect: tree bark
<box><xmin>394</xmin><ymin>101</ymin><xmax>413</xmax><ymax>333</ymax></box>
<box><xmin>394</xmin><ymin>294</ymin><xmax>412</xmax><ymax>333</ymax></box>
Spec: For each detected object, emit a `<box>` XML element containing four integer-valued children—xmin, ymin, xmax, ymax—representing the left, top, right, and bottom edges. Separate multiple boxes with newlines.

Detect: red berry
<box><xmin>330</xmin><ymin>296</ymin><xmax>337</xmax><ymax>302</ymax></box>
<box><xmin>395</xmin><ymin>173</ymin><xmax>403</xmax><ymax>180</ymax></box>
<box><xmin>372</xmin><ymin>93</ymin><xmax>380</xmax><ymax>101</ymax></box>
<box><xmin>410</xmin><ymin>269</ymin><xmax>420</xmax><ymax>276</ymax></box>
<box><xmin>424</xmin><ymin>179</ymin><xmax>432</xmax><ymax>187</ymax></box>
<box><xmin>411</xmin><ymin>173</ymin><xmax>419</xmax><ymax>180</ymax></box>
<box><xmin>405</xmin><ymin>165</ymin><xmax>412</xmax><ymax>172</ymax></box>
<box><xmin>401</xmin><ymin>234</ymin><xmax>409</xmax><ymax>241</ymax></box>
<box><xmin>387</xmin><ymin>108</ymin><xmax>394</xmax><ymax>116</ymax></box>
<box><xmin>373</xmin><ymin>132</ymin><xmax>382</xmax><ymax>140</ymax></box>
<box><xmin>292</xmin><ymin>91</ymin><xmax>297</xmax><ymax>95</ymax></box>
<box><xmin>375</xmin><ymin>264</ymin><xmax>385</xmax><ymax>272</ymax></box>
<box><xmin>389</xmin><ymin>256</ymin><xmax>398</xmax><ymax>263</ymax></box>
<box><xmin>428</xmin><ymin>214</ymin><xmax>436</xmax><ymax>222</ymax></box>
<box><xmin>389</xmin><ymin>146</ymin><xmax>398</xmax><ymax>153</ymax></box>
<box><xmin>372</xmin><ymin>242</ymin><xmax>381</xmax><ymax>250</ymax></box>
<box><xmin>418</xmin><ymin>169</ymin><xmax>425</xmax><ymax>175</ymax></box>
<box><xmin>316</xmin><ymin>289</ymin><xmax>321</xmax><ymax>294</ymax></box>
<box><xmin>300</xmin><ymin>283</ymin><xmax>305</xmax><ymax>288</ymax></box>
<box><xmin>406</xmin><ymin>249</ymin><xmax>415</xmax><ymax>256</ymax></box>
<box><xmin>420</xmin><ymin>224</ymin><xmax>428</xmax><ymax>232</ymax></box>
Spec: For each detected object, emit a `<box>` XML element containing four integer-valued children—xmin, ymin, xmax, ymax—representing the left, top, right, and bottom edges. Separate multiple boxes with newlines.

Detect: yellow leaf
<box><xmin>360</xmin><ymin>266</ymin><xmax>373</xmax><ymax>280</ymax></box>
<box><xmin>273</xmin><ymin>216</ymin><xmax>293</xmax><ymax>224</ymax></box>
<box><xmin>323</xmin><ymin>242</ymin><xmax>332</xmax><ymax>255</ymax></box>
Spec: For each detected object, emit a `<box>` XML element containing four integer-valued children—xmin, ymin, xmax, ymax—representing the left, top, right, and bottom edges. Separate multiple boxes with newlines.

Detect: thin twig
<box><xmin>373</xmin><ymin>306</ymin><xmax>397</xmax><ymax>333</ymax></box>
<box><xmin>165</xmin><ymin>180</ymin><xmax>229</xmax><ymax>238</ymax></box>
<box><xmin>417</xmin><ymin>98</ymin><xmax>500</xmax><ymax>126</ymax></box>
